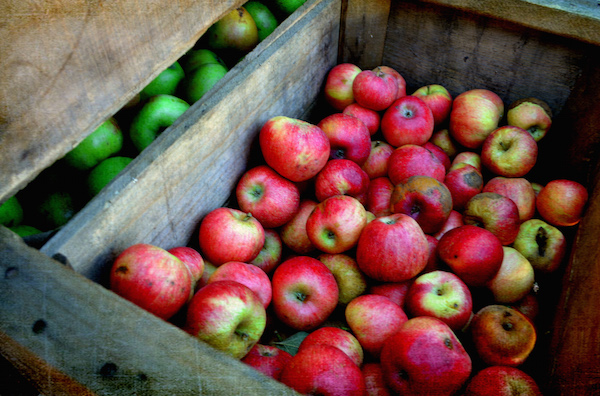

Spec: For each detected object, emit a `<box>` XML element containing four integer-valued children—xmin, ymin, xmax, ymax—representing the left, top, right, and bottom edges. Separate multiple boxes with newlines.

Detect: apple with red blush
<box><xmin>249</xmin><ymin>228</ymin><xmax>283</xmax><ymax>274</ymax></box>
<box><xmin>506</xmin><ymin>97</ymin><xmax>552</xmax><ymax>143</ymax></box>
<box><xmin>318</xmin><ymin>253</ymin><xmax>368</xmax><ymax>305</ymax></box>
<box><xmin>352</xmin><ymin>66</ymin><xmax>399</xmax><ymax>111</ymax></box>
<box><xmin>280</xmin><ymin>199</ymin><xmax>318</xmax><ymax>255</ymax></box>
<box><xmin>481</xmin><ymin>125</ymin><xmax>538</xmax><ymax>178</ymax></box>
<box><xmin>318</xmin><ymin>112</ymin><xmax>372</xmax><ymax>166</ymax></box>
<box><xmin>483</xmin><ymin>176</ymin><xmax>536</xmax><ymax>222</ymax></box>
<box><xmin>362</xmin><ymin>363</ymin><xmax>392</xmax><ymax>396</ymax></box>
<box><xmin>167</xmin><ymin>246</ymin><xmax>204</xmax><ymax>293</ymax></box>
<box><xmin>241</xmin><ymin>344</ymin><xmax>292</xmax><ymax>381</ymax></box>
<box><xmin>536</xmin><ymin>178</ymin><xmax>588</xmax><ymax>227</ymax></box>
<box><xmin>369</xmin><ymin>280</ymin><xmax>413</xmax><ymax>308</ymax></box>
<box><xmin>381</xmin><ymin>95</ymin><xmax>435</xmax><ymax>147</ymax></box>
<box><xmin>298</xmin><ymin>326</ymin><xmax>364</xmax><ymax>367</ymax></box>
<box><xmin>424</xmin><ymin>141</ymin><xmax>451</xmax><ymax>171</ymax></box>
<box><xmin>324</xmin><ymin>63</ymin><xmax>362</xmax><ymax>111</ymax></box>
<box><xmin>365</xmin><ymin>176</ymin><xmax>394</xmax><ymax>218</ymax></box>
<box><xmin>432</xmin><ymin>209</ymin><xmax>464</xmax><ymax>240</ymax></box>
<box><xmin>429</xmin><ymin>128</ymin><xmax>459</xmax><ymax>159</ymax></box>
<box><xmin>378</xmin><ymin>65</ymin><xmax>406</xmax><ymax>100</ymax></box>
<box><xmin>387</xmin><ymin>144</ymin><xmax>446</xmax><ymax>185</ymax></box>
<box><xmin>362</xmin><ymin>140</ymin><xmax>394</xmax><ymax>179</ymax></box>
<box><xmin>314</xmin><ymin>158</ymin><xmax>370</xmax><ymax>203</ymax></box>
<box><xmin>462</xmin><ymin>192</ymin><xmax>521</xmax><ymax>245</ymax></box>
<box><xmin>444</xmin><ymin>163</ymin><xmax>484</xmax><ymax>212</ymax></box>
<box><xmin>486</xmin><ymin>247</ymin><xmax>535</xmax><ymax>304</ymax></box>
<box><xmin>464</xmin><ymin>365</ymin><xmax>543</xmax><ymax>396</ymax></box>
<box><xmin>451</xmin><ymin>150</ymin><xmax>482</xmax><ymax>173</ymax></box>
<box><xmin>412</xmin><ymin>84</ymin><xmax>453</xmax><ymax>127</ymax></box>
<box><xmin>207</xmin><ymin>261</ymin><xmax>272</xmax><ymax>308</ymax></box>
<box><xmin>343</xmin><ymin>103</ymin><xmax>381</xmax><ymax>136</ymax></box>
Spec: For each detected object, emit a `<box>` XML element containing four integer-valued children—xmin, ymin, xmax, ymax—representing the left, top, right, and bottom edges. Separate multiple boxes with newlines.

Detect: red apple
<box><xmin>167</xmin><ymin>246</ymin><xmax>204</xmax><ymax>293</ymax></box>
<box><xmin>368</xmin><ymin>280</ymin><xmax>412</xmax><ymax>308</ymax></box>
<box><xmin>464</xmin><ymin>365</ymin><xmax>543</xmax><ymax>396</ymax></box>
<box><xmin>483</xmin><ymin>176</ymin><xmax>536</xmax><ymax>222</ymax></box>
<box><xmin>352</xmin><ymin>66</ymin><xmax>398</xmax><ymax>111</ymax></box>
<box><xmin>486</xmin><ymin>247</ymin><xmax>535</xmax><ymax>304</ymax></box>
<box><xmin>536</xmin><ymin>179</ymin><xmax>588</xmax><ymax>227</ymax></box>
<box><xmin>437</xmin><ymin>225</ymin><xmax>504</xmax><ymax>287</ymax></box>
<box><xmin>412</xmin><ymin>84</ymin><xmax>453</xmax><ymax>127</ymax></box>
<box><xmin>432</xmin><ymin>209</ymin><xmax>464</xmax><ymax>240</ymax></box>
<box><xmin>451</xmin><ymin>150</ymin><xmax>482</xmax><ymax>173</ymax></box>
<box><xmin>249</xmin><ymin>228</ymin><xmax>283</xmax><ymax>274</ymax></box>
<box><xmin>241</xmin><ymin>343</ymin><xmax>293</xmax><ymax>381</ymax></box>
<box><xmin>361</xmin><ymin>140</ymin><xmax>394</xmax><ymax>179</ymax></box>
<box><xmin>405</xmin><ymin>270</ymin><xmax>473</xmax><ymax>331</ymax></box>
<box><xmin>259</xmin><ymin>116</ymin><xmax>330</xmax><ymax>182</ymax></box>
<box><xmin>378</xmin><ymin>65</ymin><xmax>406</xmax><ymax>100</ymax></box>
<box><xmin>381</xmin><ymin>95</ymin><xmax>435</xmax><ymax>147</ymax></box>
<box><xmin>207</xmin><ymin>261</ymin><xmax>272</xmax><ymax>308</ymax></box>
<box><xmin>318</xmin><ymin>112</ymin><xmax>372</xmax><ymax>166</ymax></box>
<box><xmin>423</xmin><ymin>234</ymin><xmax>442</xmax><ymax>272</ymax></box>
<box><xmin>318</xmin><ymin>253</ymin><xmax>368</xmax><ymax>305</ymax></box>
<box><xmin>481</xmin><ymin>126</ymin><xmax>538</xmax><ymax>178</ymax></box>
<box><xmin>271</xmin><ymin>256</ymin><xmax>339</xmax><ymax>331</ymax></box>
<box><xmin>356</xmin><ymin>213</ymin><xmax>429</xmax><ymax>282</ymax></box>
<box><xmin>110</xmin><ymin>244</ymin><xmax>192</xmax><ymax>320</ymax></box>
<box><xmin>298</xmin><ymin>326</ymin><xmax>364</xmax><ymax>367</ymax></box>
<box><xmin>362</xmin><ymin>362</ymin><xmax>392</xmax><ymax>396</ymax></box>
<box><xmin>470</xmin><ymin>304</ymin><xmax>537</xmax><ymax>367</ymax></box>
<box><xmin>444</xmin><ymin>163</ymin><xmax>484</xmax><ymax>212</ymax></box>
<box><xmin>463</xmin><ymin>192</ymin><xmax>521</xmax><ymax>246</ymax></box>
<box><xmin>324</xmin><ymin>63</ymin><xmax>362</xmax><ymax>111</ymax></box>
<box><xmin>512</xmin><ymin>218</ymin><xmax>567</xmax><ymax>273</ymax></box>
<box><xmin>236</xmin><ymin>164</ymin><xmax>300</xmax><ymax>228</ymax></box>
<box><xmin>314</xmin><ymin>158</ymin><xmax>370</xmax><ymax>203</ymax></box>
<box><xmin>389</xmin><ymin>175</ymin><xmax>453</xmax><ymax>234</ymax></box>
<box><xmin>345</xmin><ymin>294</ymin><xmax>408</xmax><ymax>358</ymax></box>
<box><xmin>343</xmin><ymin>103</ymin><xmax>381</xmax><ymax>135</ymax></box>
<box><xmin>512</xmin><ymin>292</ymin><xmax>540</xmax><ymax>323</ymax></box>
<box><xmin>280</xmin><ymin>199</ymin><xmax>318</xmax><ymax>255</ymax></box>
<box><xmin>198</xmin><ymin>207</ymin><xmax>265</xmax><ymax>266</ymax></box>
<box><xmin>365</xmin><ymin>176</ymin><xmax>394</xmax><ymax>218</ymax></box>
<box><xmin>423</xmin><ymin>141</ymin><xmax>451</xmax><ymax>171</ymax></box>
<box><xmin>380</xmin><ymin>316</ymin><xmax>472</xmax><ymax>395</ymax></box>
<box><xmin>506</xmin><ymin>97</ymin><xmax>552</xmax><ymax>142</ymax></box>
<box><xmin>279</xmin><ymin>344</ymin><xmax>366</xmax><ymax>395</ymax></box>
<box><xmin>184</xmin><ymin>280</ymin><xmax>266</xmax><ymax>359</ymax></box>
<box><xmin>387</xmin><ymin>144</ymin><xmax>446</xmax><ymax>185</ymax></box>
<box><xmin>449</xmin><ymin>88</ymin><xmax>504</xmax><ymax>149</ymax></box>
<box><xmin>306</xmin><ymin>194</ymin><xmax>368</xmax><ymax>254</ymax></box>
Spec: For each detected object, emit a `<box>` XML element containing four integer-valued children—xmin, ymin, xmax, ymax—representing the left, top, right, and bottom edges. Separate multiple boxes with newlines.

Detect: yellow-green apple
<box><xmin>314</xmin><ymin>158</ymin><xmax>370</xmax><ymax>203</ymax></box>
<box><xmin>139</xmin><ymin>61</ymin><xmax>185</xmax><ymax>101</ymax></box>
<box><xmin>241</xmin><ymin>343</ymin><xmax>292</xmax><ymax>381</ymax></box>
<box><xmin>463</xmin><ymin>192</ymin><xmax>521</xmax><ymax>245</ymax></box>
<box><xmin>381</xmin><ymin>95</ymin><xmax>435</xmax><ymax>147</ymax></box>
<box><xmin>324</xmin><ymin>63</ymin><xmax>362</xmax><ymax>111</ymax></box>
<box><xmin>298</xmin><ymin>326</ymin><xmax>364</xmax><ymax>367</ymax></box>
<box><xmin>352</xmin><ymin>66</ymin><xmax>398</xmax><ymax>111</ymax></box>
<box><xmin>306</xmin><ymin>194</ymin><xmax>368</xmax><ymax>254</ymax></box>
<box><xmin>317</xmin><ymin>113</ymin><xmax>372</xmax><ymax>166</ymax></box>
<box><xmin>345</xmin><ymin>294</ymin><xmax>409</xmax><ymax>358</ymax></box>
<box><xmin>184</xmin><ymin>280</ymin><xmax>266</xmax><ymax>359</ymax></box>
<box><xmin>207</xmin><ymin>261</ymin><xmax>272</xmax><ymax>308</ymax></box>
<box><xmin>378</xmin><ymin>65</ymin><xmax>406</xmax><ymax>100</ymax></box>
<box><xmin>444</xmin><ymin>163</ymin><xmax>484</xmax><ymax>212</ymax></box>
<box><xmin>531</xmin><ymin>182</ymin><xmax>544</xmax><ymax>197</ymax></box>
<box><xmin>280</xmin><ymin>199</ymin><xmax>318</xmax><ymax>255</ymax></box>
<box><xmin>259</xmin><ymin>116</ymin><xmax>330</xmax><ymax>182</ymax></box>
<box><xmin>387</xmin><ymin>144</ymin><xmax>446</xmax><ymax>185</ymax></box>
<box><xmin>380</xmin><ymin>316</ymin><xmax>472</xmax><ymax>395</ymax></box>
<box><xmin>279</xmin><ymin>344</ymin><xmax>366</xmax><ymax>396</ymax></box>
<box><xmin>362</xmin><ymin>140</ymin><xmax>394</xmax><ymax>179</ymax></box>
<box><xmin>167</xmin><ymin>246</ymin><xmax>204</xmax><ymax>295</ymax></box>
<box><xmin>451</xmin><ymin>150</ymin><xmax>482</xmax><ymax>173</ymax></box>
<box><xmin>368</xmin><ymin>280</ymin><xmax>413</xmax><ymax>308</ymax></box>
<box><xmin>481</xmin><ymin>126</ymin><xmax>538</xmax><ymax>178</ymax></box>
<box><xmin>389</xmin><ymin>175</ymin><xmax>453</xmax><ymax>234</ymax></box>
<box><xmin>412</xmin><ymin>84</ymin><xmax>453</xmax><ymax>127</ymax></box>
<box><xmin>483</xmin><ymin>177</ymin><xmax>536</xmax><ymax>222</ymax></box>
<box><xmin>470</xmin><ymin>304</ymin><xmax>536</xmax><ymax>367</ymax></box>
<box><xmin>429</xmin><ymin>128</ymin><xmax>459</xmax><ymax>159</ymax></box>
<box><xmin>249</xmin><ymin>228</ymin><xmax>283</xmax><ymax>274</ymax></box>
<box><xmin>179</xmin><ymin>48</ymin><xmax>226</xmax><ymax>74</ymax></box>
<box><xmin>436</xmin><ymin>225</ymin><xmax>504</xmax><ymax>287</ymax></box>
<box><xmin>486</xmin><ymin>247</ymin><xmax>535</xmax><ymax>304</ymax></box>
<box><xmin>180</xmin><ymin>62</ymin><xmax>228</xmax><ymax>103</ymax></box>
<box><xmin>206</xmin><ymin>7</ymin><xmax>258</xmax><ymax>55</ymax></box>
<box><xmin>449</xmin><ymin>88</ymin><xmax>504</xmax><ymax>149</ymax></box>
<box><xmin>512</xmin><ymin>218</ymin><xmax>567</xmax><ymax>273</ymax></box>
<box><xmin>343</xmin><ymin>103</ymin><xmax>381</xmax><ymax>135</ymax></box>
<box><xmin>271</xmin><ymin>256</ymin><xmax>339</xmax><ymax>331</ymax></box>
<box><xmin>506</xmin><ymin>97</ymin><xmax>553</xmax><ymax>142</ymax></box>
<box><xmin>464</xmin><ymin>365</ymin><xmax>543</xmax><ymax>396</ymax></box>
<box><xmin>196</xmin><ymin>260</ymin><xmax>218</xmax><ymax>290</ymax></box>
<box><xmin>405</xmin><ymin>270</ymin><xmax>473</xmax><ymax>331</ymax></box>
<box><xmin>198</xmin><ymin>207</ymin><xmax>265</xmax><ymax>266</ymax></box>
<box><xmin>432</xmin><ymin>209</ymin><xmax>464</xmax><ymax>240</ymax></box>
<box><xmin>424</xmin><ymin>141</ymin><xmax>451</xmax><ymax>171</ymax></box>
<box><xmin>362</xmin><ymin>363</ymin><xmax>393</xmax><ymax>396</ymax></box>
<box><xmin>365</xmin><ymin>176</ymin><xmax>394</xmax><ymax>218</ymax></box>
<box><xmin>109</xmin><ymin>244</ymin><xmax>192</xmax><ymax>320</ymax></box>
<box><xmin>536</xmin><ymin>179</ymin><xmax>588</xmax><ymax>227</ymax></box>
<box><xmin>318</xmin><ymin>253</ymin><xmax>368</xmax><ymax>305</ymax></box>
<box><xmin>356</xmin><ymin>213</ymin><xmax>429</xmax><ymax>282</ymax></box>
<box><xmin>235</xmin><ymin>164</ymin><xmax>300</xmax><ymax>228</ymax></box>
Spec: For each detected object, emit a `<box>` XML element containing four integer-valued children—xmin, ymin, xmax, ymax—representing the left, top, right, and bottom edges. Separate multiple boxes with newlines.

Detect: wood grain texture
<box><xmin>0</xmin><ymin>227</ymin><xmax>299</xmax><ymax>395</ymax></box>
<box><xmin>0</xmin><ymin>0</ymin><xmax>246</xmax><ymax>204</ymax></box>
<box><xmin>39</xmin><ymin>0</ymin><xmax>341</xmax><ymax>284</ymax></box>
<box><xmin>339</xmin><ymin>0</ymin><xmax>391</xmax><ymax>69</ymax></box>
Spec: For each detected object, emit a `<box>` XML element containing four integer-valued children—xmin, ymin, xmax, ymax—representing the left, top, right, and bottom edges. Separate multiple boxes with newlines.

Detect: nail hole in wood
<box><xmin>100</xmin><ymin>362</ymin><xmax>118</xmax><ymax>378</ymax></box>
<box><xmin>5</xmin><ymin>266</ymin><xmax>18</xmax><ymax>279</ymax></box>
<box><xmin>32</xmin><ymin>319</ymin><xmax>47</xmax><ymax>334</ymax></box>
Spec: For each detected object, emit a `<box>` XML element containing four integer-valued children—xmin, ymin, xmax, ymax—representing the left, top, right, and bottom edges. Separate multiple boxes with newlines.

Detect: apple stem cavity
<box><xmin>444</xmin><ymin>338</ymin><xmax>453</xmax><ymax>349</ymax></box>
<box><xmin>332</xmin><ymin>148</ymin><xmax>346</xmax><ymax>159</ymax></box>
<box><xmin>536</xmin><ymin>226</ymin><xmax>548</xmax><ymax>256</ymax></box>
<box><xmin>295</xmin><ymin>291</ymin><xmax>308</xmax><ymax>303</ymax></box>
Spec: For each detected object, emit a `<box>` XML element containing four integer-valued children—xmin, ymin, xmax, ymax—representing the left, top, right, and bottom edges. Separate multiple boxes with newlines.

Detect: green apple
<box><xmin>0</xmin><ymin>195</ymin><xmax>24</xmax><ymax>227</ymax></box>
<box><xmin>180</xmin><ymin>48</ymin><xmax>227</xmax><ymax>74</ymax></box>
<box><xmin>270</xmin><ymin>0</ymin><xmax>307</xmax><ymax>17</ymax></box>
<box><xmin>129</xmin><ymin>94</ymin><xmax>190</xmax><ymax>152</ymax></box>
<box><xmin>207</xmin><ymin>7</ymin><xmax>258</xmax><ymax>54</ymax></box>
<box><xmin>139</xmin><ymin>61</ymin><xmax>185</xmax><ymax>101</ymax></box>
<box><xmin>9</xmin><ymin>224</ymin><xmax>42</xmax><ymax>238</ymax></box>
<box><xmin>37</xmin><ymin>190</ymin><xmax>76</xmax><ymax>229</ymax></box>
<box><xmin>180</xmin><ymin>62</ymin><xmax>229</xmax><ymax>104</ymax></box>
<box><xmin>64</xmin><ymin>117</ymin><xmax>123</xmax><ymax>170</ymax></box>
<box><xmin>87</xmin><ymin>156</ymin><xmax>134</xmax><ymax>197</ymax></box>
<box><xmin>244</xmin><ymin>1</ymin><xmax>279</xmax><ymax>42</ymax></box>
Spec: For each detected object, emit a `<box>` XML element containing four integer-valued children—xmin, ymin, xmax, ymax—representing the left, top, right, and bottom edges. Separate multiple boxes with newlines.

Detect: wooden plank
<box><xmin>0</xmin><ymin>0</ymin><xmax>246</xmax><ymax>204</ymax></box>
<box><xmin>0</xmin><ymin>227</ymin><xmax>299</xmax><ymax>395</ymax></box>
<box><xmin>339</xmin><ymin>0</ymin><xmax>391</xmax><ymax>69</ymax></box>
<box><xmin>39</xmin><ymin>0</ymin><xmax>341</xmax><ymax>284</ymax></box>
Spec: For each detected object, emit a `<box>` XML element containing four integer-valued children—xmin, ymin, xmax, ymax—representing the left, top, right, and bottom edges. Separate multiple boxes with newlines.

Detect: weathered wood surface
<box><xmin>39</xmin><ymin>0</ymin><xmax>341</xmax><ymax>284</ymax></box>
<box><xmin>0</xmin><ymin>0</ymin><xmax>246</xmax><ymax>204</ymax></box>
<box><xmin>0</xmin><ymin>227</ymin><xmax>299</xmax><ymax>395</ymax></box>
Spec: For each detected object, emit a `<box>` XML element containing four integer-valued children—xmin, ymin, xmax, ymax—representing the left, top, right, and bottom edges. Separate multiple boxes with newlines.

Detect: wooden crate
<box><xmin>1</xmin><ymin>0</ymin><xmax>600</xmax><ymax>394</ymax></box>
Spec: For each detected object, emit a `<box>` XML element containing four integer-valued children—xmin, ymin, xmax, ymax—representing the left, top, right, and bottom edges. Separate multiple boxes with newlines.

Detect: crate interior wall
<box><xmin>1</xmin><ymin>0</ymin><xmax>600</xmax><ymax>394</ymax></box>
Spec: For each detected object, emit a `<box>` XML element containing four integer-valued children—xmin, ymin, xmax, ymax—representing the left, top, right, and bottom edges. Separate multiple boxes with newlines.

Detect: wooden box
<box><xmin>1</xmin><ymin>0</ymin><xmax>600</xmax><ymax>394</ymax></box>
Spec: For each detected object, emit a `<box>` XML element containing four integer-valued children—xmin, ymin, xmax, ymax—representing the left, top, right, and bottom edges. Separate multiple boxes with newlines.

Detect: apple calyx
<box><xmin>444</xmin><ymin>338</ymin><xmax>453</xmax><ymax>349</ymax></box>
<box><xmin>536</xmin><ymin>226</ymin><xmax>548</xmax><ymax>256</ymax></box>
<box><xmin>294</xmin><ymin>291</ymin><xmax>308</xmax><ymax>302</ymax></box>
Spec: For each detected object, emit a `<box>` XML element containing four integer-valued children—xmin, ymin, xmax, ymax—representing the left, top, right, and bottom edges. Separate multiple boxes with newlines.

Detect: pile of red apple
<box><xmin>108</xmin><ymin>62</ymin><xmax>589</xmax><ymax>395</ymax></box>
